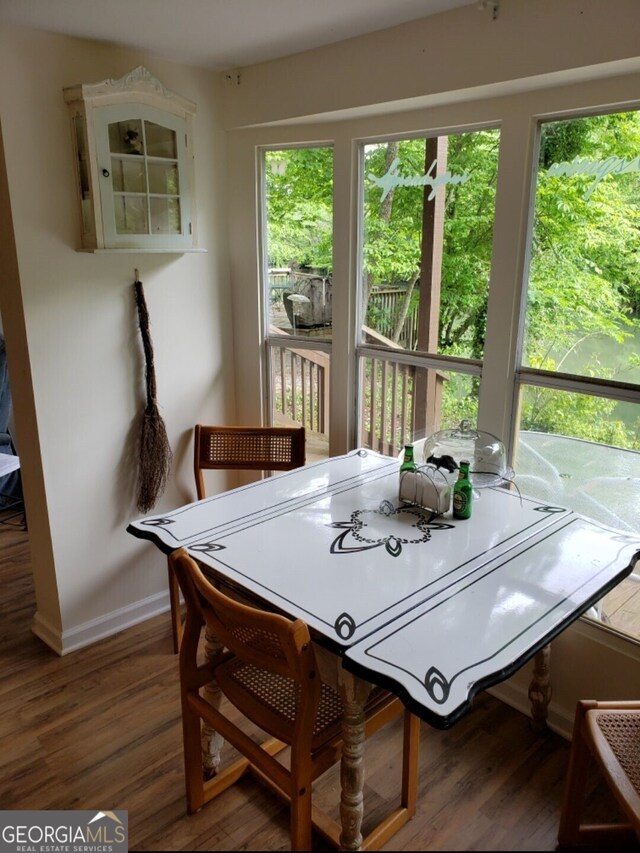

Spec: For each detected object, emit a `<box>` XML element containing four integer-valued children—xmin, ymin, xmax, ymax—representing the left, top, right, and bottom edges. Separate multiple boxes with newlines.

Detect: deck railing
<box><xmin>269</xmin><ymin>334</ymin><xmax>330</xmax><ymax>435</ymax></box>
<box><xmin>360</xmin><ymin>327</ymin><xmax>448</xmax><ymax>455</ymax></box>
<box><xmin>269</xmin><ymin>324</ymin><xmax>447</xmax><ymax>457</ymax></box>
<box><xmin>268</xmin><ymin>271</ymin><xmax>443</xmax><ymax>455</ymax></box>
<box><xmin>366</xmin><ymin>286</ymin><xmax>419</xmax><ymax>350</ymax></box>
<box><xmin>361</xmin><ymin>356</ymin><xmax>415</xmax><ymax>455</ymax></box>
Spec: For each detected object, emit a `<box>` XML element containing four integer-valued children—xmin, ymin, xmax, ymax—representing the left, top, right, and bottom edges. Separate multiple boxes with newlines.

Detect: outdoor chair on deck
<box><xmin>168</xmin><ymin>425</ymin><xmax>306</xmax><ymax>652</ymax></box>
<box><xmin>558</xmin><ymin>699</ymin><xmax>640</xmax><ymax>848</ymax></box>
<box><xmin>170</xmin><ymin>547</ymin><xmax>420</xmax><ymax>852</ymax></box>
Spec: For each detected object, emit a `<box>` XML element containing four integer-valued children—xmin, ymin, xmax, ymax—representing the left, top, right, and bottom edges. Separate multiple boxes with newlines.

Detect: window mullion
<box><xmin>518</xmin><ymin>367</ymin><xmax>640</xmax><ymax>405</ymax></box>
<box><xmin>478</xmin><ymin>111</ymin><xmax>539</xmax><ymax>459</ymax></box>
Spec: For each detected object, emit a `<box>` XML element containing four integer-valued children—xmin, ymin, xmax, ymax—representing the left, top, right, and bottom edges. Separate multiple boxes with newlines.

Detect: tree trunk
<box><xmin>391</xmin><ymin>272</ymin><xmax>419</xmax><ymax>345</ymax></box>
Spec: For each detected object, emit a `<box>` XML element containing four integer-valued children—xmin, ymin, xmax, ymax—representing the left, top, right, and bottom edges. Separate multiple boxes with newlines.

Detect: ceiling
<box><xmin>0</xmin><ymin>0</ymin><xmax>478</xmax><ymax>72</ymax></box>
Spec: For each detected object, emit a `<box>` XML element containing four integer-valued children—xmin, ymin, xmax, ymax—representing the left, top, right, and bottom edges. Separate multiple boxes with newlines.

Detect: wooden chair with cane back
<box><xmin>558</xmin><ymin>699</ymin><xmax>640</xmax><ymax>848</ymax></box>
<box><xmin>168</xmin><ymin>424</ymin><xmax>306</xmax><ymax>652</ymax></box>
<box><xmin>170</xmin><ymin>547</ymin><xmax>421</xmax><ymax>852</ymax></box>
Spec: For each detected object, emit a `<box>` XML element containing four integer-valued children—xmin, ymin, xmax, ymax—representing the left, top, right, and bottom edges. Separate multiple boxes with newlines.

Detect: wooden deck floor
<box><xmin>596</xmin><ymin>574</ymin><xmax>640</xmax><ymax>638</ymax></box>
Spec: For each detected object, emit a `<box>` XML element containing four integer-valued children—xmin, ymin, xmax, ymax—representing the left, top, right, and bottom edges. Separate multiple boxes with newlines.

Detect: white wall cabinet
<box><xmin>64</xmin><ymin>66</ymin><xmax>201</xmax><ymax>252</ymax></box>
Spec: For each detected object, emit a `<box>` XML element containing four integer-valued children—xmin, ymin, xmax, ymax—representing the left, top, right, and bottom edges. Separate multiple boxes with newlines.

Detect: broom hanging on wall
<box><xmin>133</xmin><ymin>271</ymin><xmax>172</xmax><ymax>512</ymax></box>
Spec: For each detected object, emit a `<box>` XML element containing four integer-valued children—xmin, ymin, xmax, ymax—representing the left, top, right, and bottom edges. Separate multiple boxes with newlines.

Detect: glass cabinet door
<box><xmin>94</xmin><ymin>104</ymin><xmax>189</xmax><ymax>249</ymax></box>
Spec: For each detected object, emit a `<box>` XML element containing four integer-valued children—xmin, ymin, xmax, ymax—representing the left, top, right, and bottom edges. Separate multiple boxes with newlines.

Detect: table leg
<box><xmin>528</xmin><ymin>644</ymin><xmax>552</xmax><ymax>733</ymax></box>
<box><xmin>337</xmin><ymin>668</ymin><xmax>372</xmax><ymax>851</ymax></box>
<box><xmin>201</xmin><ymin>626</ymin><xmax>225</xmax><ymax>778</ymax></box>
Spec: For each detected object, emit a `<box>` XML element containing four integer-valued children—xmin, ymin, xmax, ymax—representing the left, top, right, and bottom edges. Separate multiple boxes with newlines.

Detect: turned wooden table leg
<box><xmin>528</xmin><ymin>644</ymin><xmax>552</xmax><ymax>733</ymax></box>
<box><xmin>337</xmin><ymin>669</ymin><xmax>371</xmax><ymax>851</ymax></box>
<box><xmin>201</xmin><ymin>626</ymin><xmax>225</xmax><ymax>777</ymax></box>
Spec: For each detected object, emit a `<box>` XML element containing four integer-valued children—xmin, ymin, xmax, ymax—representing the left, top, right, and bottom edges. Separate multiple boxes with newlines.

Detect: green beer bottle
<box><xmin>400</xmin><ymin>444</ymin><xmax>417</xmax><ymax>473</ymax></box>
<box><xmin>453</xmin><ymin>459</ymin><xmax>472</xmax><ymax>519</ymax></box>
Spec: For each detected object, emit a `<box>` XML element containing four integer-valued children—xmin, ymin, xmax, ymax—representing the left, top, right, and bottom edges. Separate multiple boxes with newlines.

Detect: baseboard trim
<box><xmin>31</xmin><ymin>590</ymin><xmax>171</xmax><ymax>656</ymax></box>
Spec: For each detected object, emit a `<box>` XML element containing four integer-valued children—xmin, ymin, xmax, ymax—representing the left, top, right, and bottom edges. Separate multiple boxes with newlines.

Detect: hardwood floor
<box><xmin>0</xmin><ymin>515</ymin><xmax>624</xmax><ymax>851</ymax></box>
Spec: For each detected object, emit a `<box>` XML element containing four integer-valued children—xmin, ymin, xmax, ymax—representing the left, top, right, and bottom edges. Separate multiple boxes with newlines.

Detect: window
<box><xmin>358</xmin><ymin>129</ymin><xmax>500</xmax><ymax>453</ymax></box>
<box><xmin>514</xmin><ymin>109</ymin><xmax>640</xmax><ymax>538</ymax></box>
<box><xmin>262</xmin><ymin>146</ymin><xmax>333</xmax><ymax>461</ymax></box>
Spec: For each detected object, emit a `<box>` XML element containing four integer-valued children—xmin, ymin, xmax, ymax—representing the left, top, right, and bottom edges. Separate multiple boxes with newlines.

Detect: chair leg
<box><xmin>558</xmin><ymin>700</ymin><xmax>596</xmax><ymax>848</ymax></box>
<box><xmin>291</xmin><ymin>790</ymin><xmax>313</xmax><ymax>851</ymax></box>
<box><xmin>182</xmin><ymin>695</ymin><xmax>205</xmax><ymax>814</ymax></box>
<box><xmin>290</xmin><ymin>749</ymin><xmax>314</xmax><ymax>852</ymax></box>
<box><xmin>168</xmin><ymin>559</ymin><xmax>184</xmax><ymax>654</ymax></box>
<box><xmin>358</xmin><ymin>711</ymin><xmax>422</xmax><ymax>851</ymax></box>
<box><xmin>401</xmin><ymin>711</ymin><xmax>420</xmax><ymax>816</ymax></box>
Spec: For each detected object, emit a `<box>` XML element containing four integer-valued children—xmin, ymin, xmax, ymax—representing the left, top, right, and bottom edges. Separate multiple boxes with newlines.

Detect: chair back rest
<box><xmin>170</xmin><ymin>548</ymin><xmax>317</xmax><ymax>686</ymax></box>
<box><xmin>194</xmin><ymin>425</ymin><xmax>306</xmax><ymax>499</ymax></box>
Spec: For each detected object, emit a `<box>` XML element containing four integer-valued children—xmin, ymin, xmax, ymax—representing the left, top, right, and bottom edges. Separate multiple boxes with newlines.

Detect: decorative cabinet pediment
<box><xmin>64</xmin><ymin>66</ymin><xmax>201</xmax><ymax>253</ymax></box>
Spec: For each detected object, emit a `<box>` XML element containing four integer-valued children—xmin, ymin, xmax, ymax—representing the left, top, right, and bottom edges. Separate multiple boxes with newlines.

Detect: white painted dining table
<box><xmin>127</xmin><ymin>448</ymin><xmax>640</xmax><ymax>849</ymax></box>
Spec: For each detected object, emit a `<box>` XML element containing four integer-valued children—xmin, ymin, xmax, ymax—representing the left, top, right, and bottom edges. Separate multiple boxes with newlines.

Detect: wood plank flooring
<box><xmin>0</xmin><ymin>514</ymin><xmax>625</xmax><ymax>851</ymax></box>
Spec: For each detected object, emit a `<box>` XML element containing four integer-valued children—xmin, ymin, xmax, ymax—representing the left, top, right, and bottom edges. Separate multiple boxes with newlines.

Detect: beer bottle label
<box><xmin>453</xmin><ymin>491</ymin><xmax>467</xmax><ymax>512</ymax></box>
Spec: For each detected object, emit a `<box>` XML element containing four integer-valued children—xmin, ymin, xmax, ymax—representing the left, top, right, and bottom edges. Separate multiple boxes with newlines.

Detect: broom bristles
<box><xmin>136</xmin><ymin>404</ymin><xmax>173</xmax><ymax>513</ymax></box>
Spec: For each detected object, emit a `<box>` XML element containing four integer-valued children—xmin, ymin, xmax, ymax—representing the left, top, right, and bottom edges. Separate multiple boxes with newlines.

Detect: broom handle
<box><xmin>134</xmin><ymin>279</ymin><xmax>158</xmax><ymax>410</ymax></box>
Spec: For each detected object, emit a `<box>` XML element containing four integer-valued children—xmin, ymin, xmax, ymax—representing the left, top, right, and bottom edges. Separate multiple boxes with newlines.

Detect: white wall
<box><xmin>221</xmin><ymin>0</ymin><xmax>640</xmax><ymax>130</ymax></box>
<box><xmin>0</xmin><ymin>23</ymin><xmax>236</xmax><ymax>652</ymax></box>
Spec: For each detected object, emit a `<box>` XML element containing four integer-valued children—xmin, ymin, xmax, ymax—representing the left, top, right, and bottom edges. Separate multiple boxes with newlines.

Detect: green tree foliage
<box><xmin>523</xmin><ymin>112</ymin><xmax>640</xmax><ymax>449</ymax></box>
<box><xmin>265</xmin><ymin>148</ymin><xmax>333</xmax><ymax>272</ymax></box>
<box><xmin>521</xmin><ymin>386</ymin><xmax>634</xmax><ymax>447</ymax></box>
<box><xmin>441</xmin><ymin>132</ymin><xmax>498</xmax><ymax>358</ymax></box>
<box><xmin>527</xmin><ymin>112</ymin><xmax>640</xmax><ymax>368</ymax></box>
<box><xmin>363</xmin><ymin>132</ymin><xmax>499</xmax><ymax>358</ymax></box>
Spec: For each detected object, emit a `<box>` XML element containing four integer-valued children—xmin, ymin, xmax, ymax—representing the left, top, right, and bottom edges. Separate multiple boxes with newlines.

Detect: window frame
<box><xmin>354</xmin><ymin>124</ymin><xmax>502</xmax><ymax>451</ymax></box>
